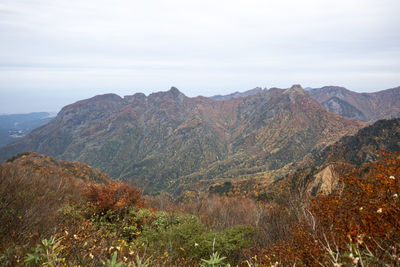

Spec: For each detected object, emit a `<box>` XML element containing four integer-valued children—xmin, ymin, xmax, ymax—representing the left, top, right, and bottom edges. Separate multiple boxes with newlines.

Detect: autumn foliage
<box><xmin>254</xmin><ymin>151</ymin><xmax>400</xmax><ymax>266</ymax></box>
<box><xmin>82</xmin><ymin>181</ymin><xmax>145</xmax><ymax>214</ymax></box>
<box><xmin>308</xmin><ymin>151</ymin><xmax>400</xmax><ymax>263</ymax></box>
<box><xmin>1</xmin><ymin>151</ymin><xmax>400</xmax><ymax>266</ymax></box>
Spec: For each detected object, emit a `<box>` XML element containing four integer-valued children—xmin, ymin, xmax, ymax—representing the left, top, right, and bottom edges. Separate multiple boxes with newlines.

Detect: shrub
<box><xmin>138</xmin><ymin>213</ymin><xmax>255</xmax><ymax>265</ymax></box>
<box><xmin>83</xmin><ymin>182</ymin><xmax>145</xmax><ymax>215</ymax></box>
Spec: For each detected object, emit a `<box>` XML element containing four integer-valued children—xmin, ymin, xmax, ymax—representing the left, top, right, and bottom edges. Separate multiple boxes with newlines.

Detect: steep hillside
<box><xmin>215</xmin><ymin>118</ymin><xmax>400</xmax><ymax>200</ymax></box>
<box><xmin>313</xmin><ymin>118</ymin><xmax>400</xmax><ymax>166</ymax></box>
<box><xmin>288</xmin><ymin>118</ymin><xmax>400</xmax><ymax>197</ymax></box>
<box><xmin>309</xmin><ymin>86</ymin><xmax>400</xmax><ymax>122</ymax></box>
<box><xmin>0</xmin><ymin>152</ymin><xmax>112</xmax><ymax>249</ymax></box>
<box><xmin>0</xmin><ymin>86</ymin><xmax>364</xmax><ymax>193</ymax></box>
<box><xmin>171</xmin><ymin>85</ymin><xmax>365</xmax><ymax>194</ymax></box>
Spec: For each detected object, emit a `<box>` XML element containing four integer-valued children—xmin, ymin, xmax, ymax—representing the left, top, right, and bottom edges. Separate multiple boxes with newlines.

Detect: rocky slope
<box><xmin>309</xmin><ymin>86</ymin><xmax>400</xmax><ymax>123</ymax></box>
<box><xmin>293</xmin><ymin>118</ymin><xmax>400</xmax><ymax>197</ymax></box>
<box><xmin>0</xmin><ymin>85</ymin><xmax>365</xmax><ymax>193</ymax></box>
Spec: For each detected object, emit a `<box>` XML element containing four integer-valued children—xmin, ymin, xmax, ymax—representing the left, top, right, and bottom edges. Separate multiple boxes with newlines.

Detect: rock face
<box><xmin>306</xmin><ymin>164</ymin><xmax>341</xmax><ymax>196</ymax></box>
<box><xmin>0</xmin><ymin>85</ymin><xmax>365</xmax><ymax>193</ymax></box>
<box><xmin>309</xmin><ymin>86</ymin><xmax>400</xmax><ymax>123</ymax></box>
<box><xmin>321</xmin><ymin>97</ymin><xmax>366</xmax><ymax>121</ymax></box>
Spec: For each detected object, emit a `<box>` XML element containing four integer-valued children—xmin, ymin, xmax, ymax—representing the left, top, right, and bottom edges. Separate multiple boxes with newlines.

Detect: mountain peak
<box><xmin>289</xmin><ymin>84</ymin><xmax>304</xmax><ymax>92</ymax></box>
<box><xmin>167</xmin><ymin>87</ymin><xmax>186</xmax><ymax>102</ymax></box>
<box><xmin>283</xmin><ymin>84</ymin><xmax>307</xmax><ymax>99</ymax></box>
<box><xmin>169</xmin><ymin>86</ymin><xmax>180</xmax><ymax>94</ymax></box>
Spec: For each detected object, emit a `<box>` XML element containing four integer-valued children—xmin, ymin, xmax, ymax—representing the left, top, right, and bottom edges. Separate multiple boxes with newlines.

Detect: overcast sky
<box><xmin>0</xmin><ymin>0</ymin><xmax>399</xmax><ymax>113</ymax></box>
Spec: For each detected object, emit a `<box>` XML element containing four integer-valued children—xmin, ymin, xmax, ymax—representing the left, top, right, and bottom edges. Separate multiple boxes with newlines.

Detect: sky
<box><xmin>0</xmin><ymin>0</ymin><xmax>399</xmax><ymax>113</ymax></box>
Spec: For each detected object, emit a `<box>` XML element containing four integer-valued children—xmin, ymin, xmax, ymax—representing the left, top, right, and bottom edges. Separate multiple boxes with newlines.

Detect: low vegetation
<box><xmin>0</xmin><ymin>151</ymin><xmax>399</xmax><ymax>266</ymax></box>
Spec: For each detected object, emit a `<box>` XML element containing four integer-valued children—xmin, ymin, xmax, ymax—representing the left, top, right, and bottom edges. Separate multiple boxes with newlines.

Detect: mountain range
<box><xmin>214</xmin><ymin>85</ymin><xmax>400</xmax><ymax>123</ymax></box>
<box><xmin>0</xmin><ymin>85</ymin><xmax>366</xmax><ymax>194</ymax></box>
<box><xmin>309</xmin><ymin>86</ymin><xmax>400</xmax><ymax>123</ymax></box>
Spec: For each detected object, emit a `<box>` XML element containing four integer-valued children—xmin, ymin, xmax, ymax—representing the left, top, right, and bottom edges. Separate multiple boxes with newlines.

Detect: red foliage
<box><xmin>82</xmin><ymin>181</ymin><xmax>145</xmax><ymax>214</ymax></box>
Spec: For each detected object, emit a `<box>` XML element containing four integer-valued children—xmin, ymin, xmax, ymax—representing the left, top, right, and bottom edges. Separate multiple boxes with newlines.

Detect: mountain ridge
<box><xmin>211</xmin><ymin>87</ymin><xmax>264</xmax><ymax>101</ymax></box>
<box><xmin>309</xmin><ymin>85</ymin><xmax>400</xmax><ymax>122</ymax></box>
<box><xmin>213</xmin><ymin>85</ymin><xmax>400</xmax><ymax>123</ymax></box>
<box><xmin>0</xmin><ymin>85</ymin><xmax>366</xmax><ymax>194</ymax></box>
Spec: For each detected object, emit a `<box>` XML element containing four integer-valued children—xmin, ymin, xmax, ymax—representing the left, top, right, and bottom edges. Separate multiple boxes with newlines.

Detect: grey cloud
<box><xmin>0</xmin><ymin>0</ymin><xmax>399</xmax><ymax>113</ymax></box>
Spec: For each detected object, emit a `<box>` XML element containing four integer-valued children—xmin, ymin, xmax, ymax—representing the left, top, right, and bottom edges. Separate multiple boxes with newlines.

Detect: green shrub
<box><xmin>138</xmin><ymin>213</ymin><xmax>255</xmax><ymax>265</ymax></box>
<box><xmin>25</xmin><ymin>236</ymin><xmax>64</xmax><ymax>266</ymax></box>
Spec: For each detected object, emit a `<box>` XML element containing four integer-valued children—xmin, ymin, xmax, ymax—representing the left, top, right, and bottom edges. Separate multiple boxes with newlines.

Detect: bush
<box><xmin>138</xmin><ymin>213</ymin><xmax>255</xmax><ymax>265</ymax></box>
<box><xmin>83</xmin><ymin>182</ymin><xmax>145</xmax><ymax>215</ymax></box>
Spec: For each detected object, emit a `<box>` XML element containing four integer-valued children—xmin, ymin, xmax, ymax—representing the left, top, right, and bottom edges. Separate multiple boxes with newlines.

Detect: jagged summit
<box><xmin>290</xmin><ymin>84</ymin><xmax>303</xmax><ymax>90</ymax></box>
<box><xmin>282</xmin><ymin>85</ymin><xmax>307</xmax><ymax>103</ymax></box>
<box><xmin>287</xmin><ymin>84</ymin><xmax>306</xmax><ymax>94</ymax></box>
<box><xmin>168</xmin><ymin>86</ymin><xmax>186</xmax><ymax>101</ymax></box>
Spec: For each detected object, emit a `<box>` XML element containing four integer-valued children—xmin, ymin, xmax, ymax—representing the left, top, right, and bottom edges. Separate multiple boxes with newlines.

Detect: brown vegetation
<box><xmin>1</xmin><ymin>151</ymin><xmax>399</xmax><ymax>266</ymax></box>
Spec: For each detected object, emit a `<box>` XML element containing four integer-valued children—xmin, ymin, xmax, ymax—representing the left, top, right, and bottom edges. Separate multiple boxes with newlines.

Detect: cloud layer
<box><xmin>0</xmin><ymin>0</ymin><xmax>399</xmax><ymax>112</ymax></box>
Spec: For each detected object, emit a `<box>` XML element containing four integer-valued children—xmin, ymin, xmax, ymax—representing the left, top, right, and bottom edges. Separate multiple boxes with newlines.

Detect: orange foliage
<box><xmin>0</xmin><ymin>153</ymin><xmax>83</xmax><ymax>249</ymax></box>
<box><xmin>311</xmin><ymin>151</ymin><xmax>400</xmax><ymax>246</ymax></box>
<box><xmin>248</xmin><ymin>152</ymin><xmax>400</xmax><ymax>266</ymax></box>
<box><xmin>82</xmin><ymin>181</ymin><xmax>145</xmax><ymax>214</ymax></box>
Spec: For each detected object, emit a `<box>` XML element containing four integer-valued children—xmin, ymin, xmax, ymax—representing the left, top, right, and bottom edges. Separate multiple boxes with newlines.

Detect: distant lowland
<box><xmin>0</xmin><ymin>112</ymin><xmax>56</xmax><ymax>146</ymax></box>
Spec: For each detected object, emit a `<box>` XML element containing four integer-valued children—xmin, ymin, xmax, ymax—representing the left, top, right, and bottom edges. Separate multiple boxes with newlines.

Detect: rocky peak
<box><xmin>283</xmin><ymin>85</ymin><xmax>307</xmax><ymax>102</ymax></box>
<box><xmin>283</xmin><ymin>84</ymin><xmax>306</xmax><ymax>95</ymax></box>
<box><xmin>289</xmin><ymin>84</ymin><xmax>305</xmax><ymax>93</ymax></box>
<box><xmin>168</xmin><ymin>86</ymin><xmax>186</xmax><ymax>102</ymax></box>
